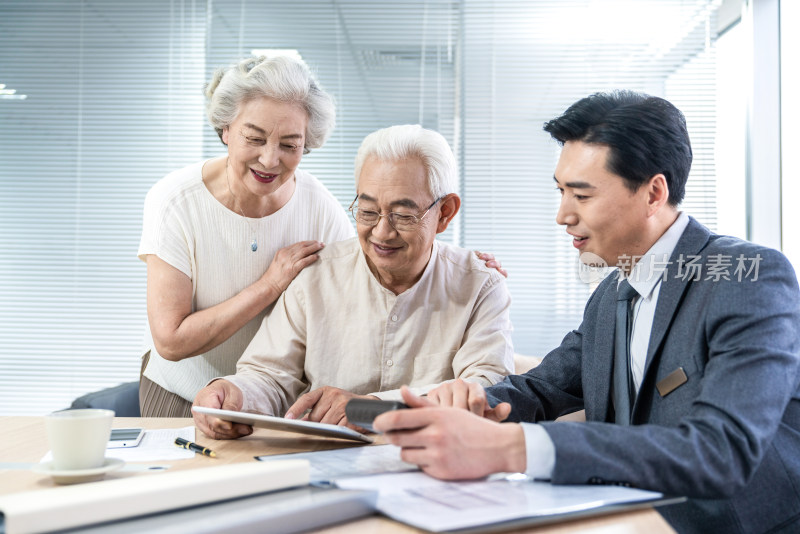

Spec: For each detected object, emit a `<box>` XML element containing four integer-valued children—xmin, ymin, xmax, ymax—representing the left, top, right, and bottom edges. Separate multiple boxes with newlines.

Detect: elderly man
<box><xmin>193</xmin><ymin>124</ymin><xmax>514</xmax><ymax>439</ymax></box>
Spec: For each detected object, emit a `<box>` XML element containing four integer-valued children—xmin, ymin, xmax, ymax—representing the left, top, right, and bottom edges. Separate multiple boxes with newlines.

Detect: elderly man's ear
<box><xmin>436</xmin><ymin>194</ymin><xmax>462</xmax><ymax>234</ymax></box>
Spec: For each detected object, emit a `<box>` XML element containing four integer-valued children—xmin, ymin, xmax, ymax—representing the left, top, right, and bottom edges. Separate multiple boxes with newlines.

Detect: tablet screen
<box><xmin>191</xmin><ymin>406</ymin><xmax>374</xmax><ymax>443</ymax></box>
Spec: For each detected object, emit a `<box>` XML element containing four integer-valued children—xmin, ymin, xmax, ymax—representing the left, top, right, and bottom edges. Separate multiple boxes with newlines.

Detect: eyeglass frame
<box><xmin>348</xmin><ymin>195</ymin><xmax>445</xmax><ymax>231</ymax></box>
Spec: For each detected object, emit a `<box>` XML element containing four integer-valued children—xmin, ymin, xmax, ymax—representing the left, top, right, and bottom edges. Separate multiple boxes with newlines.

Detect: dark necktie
<box><xmin>614</xmin><ymin>279</ymin><xmax>638</xmax><ymax>425</ymax></box>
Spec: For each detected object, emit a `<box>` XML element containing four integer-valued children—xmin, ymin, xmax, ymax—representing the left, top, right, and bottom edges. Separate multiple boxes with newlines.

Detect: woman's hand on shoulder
<box><xmin>259</xmin><ymin>240</ymin><xmax>325</xmax><ymax>296</ymax></box>
<box><xmin>475</xmin><ymin>251</ymin><xmax>508</xmax><ymax>278</ymax></box>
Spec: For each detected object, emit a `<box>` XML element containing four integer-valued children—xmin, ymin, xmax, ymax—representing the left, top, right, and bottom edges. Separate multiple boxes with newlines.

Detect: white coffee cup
<box><xmin>45</xmin><ymin>409</ymin><xmax>114</xmax><ymax>471</ymax></box>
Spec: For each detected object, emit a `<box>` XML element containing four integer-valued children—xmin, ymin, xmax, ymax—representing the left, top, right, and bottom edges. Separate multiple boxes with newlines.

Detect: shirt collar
<box><xmin>622</xmin><ymin>211</ymin><xmax>690</xmax><ymax>299</ymax></box>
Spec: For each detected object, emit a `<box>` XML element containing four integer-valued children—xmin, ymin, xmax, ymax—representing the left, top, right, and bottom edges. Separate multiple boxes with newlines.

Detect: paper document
<box><xmin>257</xmin><ymin>444</ymin><xmax>416</xmax><ymax>482</ymax></box>
<box><xmin>335</xmin><ymin>471</ymin><xmax>665</xmax><ymax>532</ymax></box>
<box><xmin>258</xmin><ymin>444</ymin><xmax>671</xmax><ymax>532</ymax></box>
<box><xmin>42</xmin><ymin>426</ymin><xmax>196</xmax><ymax>463</ymax></box>
<box><xmin>109</xmin><ymin>426</ymin><xmax>196</xmax><ymax>461</ymax></box>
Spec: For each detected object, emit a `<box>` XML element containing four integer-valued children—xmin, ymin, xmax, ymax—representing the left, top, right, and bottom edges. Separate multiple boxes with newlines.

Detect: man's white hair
<box><xmin>354</xmin><ymin>125</ymin><xmax>457</xmax><ymax>198</ymax></box>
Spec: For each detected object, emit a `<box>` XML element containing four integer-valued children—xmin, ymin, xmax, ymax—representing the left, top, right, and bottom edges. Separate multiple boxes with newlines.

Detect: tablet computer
<box><xmin>192</xmin><ymin>406</ymin><xmax>374</xmax><ymax>443</ymax></box>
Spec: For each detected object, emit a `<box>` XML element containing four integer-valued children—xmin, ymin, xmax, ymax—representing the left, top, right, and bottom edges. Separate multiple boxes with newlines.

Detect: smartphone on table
<box><xmin>107</xmin><ymin>427</ymin><xmax>145</xmax><ymax>448</ymax></box>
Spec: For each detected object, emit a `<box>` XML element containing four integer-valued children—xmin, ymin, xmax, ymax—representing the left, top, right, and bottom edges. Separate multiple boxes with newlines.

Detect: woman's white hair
<box><xmin>354</xmin><ymin>125</ymin><xmax>457</xmax><ymax>198</ymax></box>
<box><xmin>205</xmin><ymin>55</ymin><xmax>335</xmax><ymax>152</ymax></box>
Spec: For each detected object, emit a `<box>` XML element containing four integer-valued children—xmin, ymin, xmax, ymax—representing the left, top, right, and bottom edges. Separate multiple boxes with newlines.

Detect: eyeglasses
<box><xmin>348</xmin><ymin>196</ymin><xmax>443</xmax><ymax>231</ymax></box>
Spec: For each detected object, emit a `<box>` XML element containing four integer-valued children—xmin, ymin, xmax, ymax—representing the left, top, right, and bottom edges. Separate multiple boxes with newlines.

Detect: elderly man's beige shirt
<box><xmin>226</xmin><ymin>237</ymin><xmax>514</xmax><ymax>415</ymax></box>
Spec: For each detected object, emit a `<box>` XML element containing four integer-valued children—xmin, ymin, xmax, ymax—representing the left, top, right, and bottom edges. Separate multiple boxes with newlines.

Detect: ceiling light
<box><xmin>0</xmin><ymin>82</ymin><xmax>27</xmax><ymax>100</ymax></box>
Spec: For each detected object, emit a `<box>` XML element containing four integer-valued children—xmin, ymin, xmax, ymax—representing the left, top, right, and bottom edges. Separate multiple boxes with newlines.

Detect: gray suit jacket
<box><xmin>487</xmin><ymin>218</ymin><xmax>800</xmax><ymax>533</ymax></box>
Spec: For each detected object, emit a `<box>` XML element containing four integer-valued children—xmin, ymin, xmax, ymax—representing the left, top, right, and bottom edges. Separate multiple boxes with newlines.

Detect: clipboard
<box><xmin>191</xmin><ymin>406</ymin><xmax>374</xmax><ymax>443</ymax></box>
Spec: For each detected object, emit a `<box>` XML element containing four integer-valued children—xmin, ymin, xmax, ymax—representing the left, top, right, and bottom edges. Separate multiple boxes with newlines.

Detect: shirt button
<box><xmin>386</xmin><ymin>360</ymin><xmax>394</xmax><ymax>367</ymax></box>
<box><xmin>391</xmin><ymin>315</ymin><xmax>398</xmax><ymax>322</ymax></box>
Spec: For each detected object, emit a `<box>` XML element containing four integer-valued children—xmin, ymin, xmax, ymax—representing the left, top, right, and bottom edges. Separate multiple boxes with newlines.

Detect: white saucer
<box><xmin>33</xmin><ymin>457</ymin><xmax>125</xmax><ymax>485</ymax></box>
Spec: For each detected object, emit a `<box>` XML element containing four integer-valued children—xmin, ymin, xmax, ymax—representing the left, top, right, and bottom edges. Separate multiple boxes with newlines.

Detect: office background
<box><xmin>1</xmin><ymin>0</ymin><xmax>796</xmax><ymax>415</ymax></box>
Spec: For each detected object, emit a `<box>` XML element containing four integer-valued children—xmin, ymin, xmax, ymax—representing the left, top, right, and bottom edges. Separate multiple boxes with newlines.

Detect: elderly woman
<box><xmin>192</xmin><ymin>125</ymin><xmax>514</xmax><ymax>439</ymax></box>
<box><xmin>137</xmin><ymin>56</ymin><xmax>355</xmax><ymax>417</ymax></box>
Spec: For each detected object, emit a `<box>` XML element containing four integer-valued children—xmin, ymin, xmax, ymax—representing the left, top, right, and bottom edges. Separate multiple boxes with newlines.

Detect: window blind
<box><xmin>1</xmin><ymin>0</ymin><xmax>727</xmax><ymax>415</ymax></box>
<box><xmin>460</xmin><ymin>0</ymin><xmax>722</xmax><ymax>355</ymax></box>
<box><xmin>0</xmin><ymin>0</ymin><xmax>459</xmax><ymax>415</ymax></box>
<box><xmin>0</xmin><ymin>0</ymin><xmax>207</xmax><ymax>415</ymax></box>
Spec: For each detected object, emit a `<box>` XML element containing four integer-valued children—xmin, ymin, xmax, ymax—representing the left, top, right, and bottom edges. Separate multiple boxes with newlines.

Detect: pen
<box><xmin>175</xmin><ymin>437</ymin><xmax>217</xmax><ymax>458</ymax></box>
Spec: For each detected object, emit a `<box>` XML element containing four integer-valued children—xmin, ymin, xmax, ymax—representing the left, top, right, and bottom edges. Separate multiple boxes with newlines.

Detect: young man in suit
<box><xmin>375</xmin><ymin>91</ymin><xmax>800</xmax><ymax>534</ymax></box>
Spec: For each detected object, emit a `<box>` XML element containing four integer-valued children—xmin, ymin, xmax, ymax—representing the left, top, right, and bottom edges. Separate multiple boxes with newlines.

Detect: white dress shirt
<box><xmin>227</xmin><ymin>237</ymin><xmax>515</xmax><ymax>415</ymax></box>
<box><xmin>522</xmin><ymin>212</ymin><xmax>690</xmax><ymax>479</ymax></box>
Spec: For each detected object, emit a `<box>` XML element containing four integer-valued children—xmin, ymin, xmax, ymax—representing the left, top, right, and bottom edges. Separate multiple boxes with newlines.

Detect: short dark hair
<box><xmin>543</xmin><ymin>90</ymin><xmax>692</xmax><ymax>206</ymax></box>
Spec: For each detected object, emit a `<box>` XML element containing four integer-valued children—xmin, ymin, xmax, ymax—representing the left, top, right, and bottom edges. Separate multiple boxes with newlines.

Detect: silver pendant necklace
<box><xmin>225</xmin><ymin>159</ymin><xmax>258</xmax><ymax>252</ymax></box>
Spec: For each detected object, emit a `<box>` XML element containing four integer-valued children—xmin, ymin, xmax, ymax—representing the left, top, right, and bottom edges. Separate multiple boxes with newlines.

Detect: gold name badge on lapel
<box><xmin>657</xmin><ymin>367</ymin><xmax>688</xmax><ymax>397</ymax></box>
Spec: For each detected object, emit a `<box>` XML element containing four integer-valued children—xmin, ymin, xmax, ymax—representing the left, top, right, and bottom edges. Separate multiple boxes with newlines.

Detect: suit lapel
<box><xmin>642</xmin><ymin>218</ymin><xmax>711</xmax><ymax>380</ymax></box>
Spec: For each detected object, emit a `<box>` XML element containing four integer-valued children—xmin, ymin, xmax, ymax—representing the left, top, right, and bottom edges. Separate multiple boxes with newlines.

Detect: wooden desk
<box><xmin>0</xmin><ymin>417</ymin><xmax>675</xmax><ymax>533</ymax></box>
